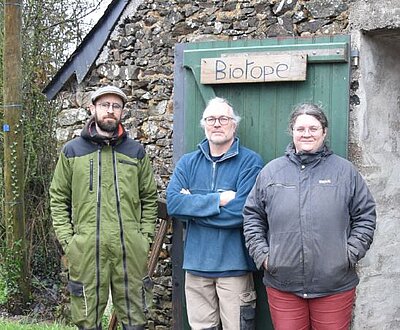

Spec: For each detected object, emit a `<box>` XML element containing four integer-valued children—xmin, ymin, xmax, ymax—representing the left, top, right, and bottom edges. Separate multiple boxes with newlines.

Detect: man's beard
<box><xmin>95</xmin><ymin>113</ymin><xmax>120</xmax><ymax>133</ymax></box>
<box><xmin>206</xmin><ymin>132</ymin><xmax>230</xmax><ymax>146</ymax></box>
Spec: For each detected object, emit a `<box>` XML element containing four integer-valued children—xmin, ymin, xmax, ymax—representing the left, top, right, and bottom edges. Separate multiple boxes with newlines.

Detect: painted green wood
<box><xmin>176</xmin><ymin>35</ymin><xmax>351</xmax><ymax>330</ymax></box>
<box><xmin>182</xmin><ymin>36</ymin><xmax>350</xmax><ymax>160</ymax></box>
<box><xmin>183</xmin><ymin>41</ymin><xmax>349</xmax><ymax>67</ymax></box>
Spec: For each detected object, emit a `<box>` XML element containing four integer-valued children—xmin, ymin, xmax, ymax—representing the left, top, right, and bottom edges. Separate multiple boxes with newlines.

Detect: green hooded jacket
<box><xmin>50</xmin><ymin>118</ymin><xmax>158</xmax><ymax>328</ymax></box>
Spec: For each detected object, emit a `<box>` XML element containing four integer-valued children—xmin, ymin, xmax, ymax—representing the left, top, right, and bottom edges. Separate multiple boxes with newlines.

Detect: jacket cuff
<box><xmin>256</xmin><ymin>249</ymin><xmax>269</xmax><ymax>270</ymax></box>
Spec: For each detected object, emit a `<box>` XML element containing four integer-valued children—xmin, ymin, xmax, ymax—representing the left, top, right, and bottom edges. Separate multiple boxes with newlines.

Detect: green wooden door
<box><xmin>172</xmin><ymin>35</ymin><xmax>351</xmax><ymax>330</ymax></box>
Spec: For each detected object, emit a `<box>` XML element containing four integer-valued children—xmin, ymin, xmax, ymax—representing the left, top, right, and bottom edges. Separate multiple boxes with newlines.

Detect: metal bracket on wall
<box><xmin>186</xmin><ymin>65</ymin><xmax>216</xmax><ymax>103</ymax></box>
<box><xmin>351</xmin><ymin>48</ymin><xmax>360</xmax><ymax>67</ymax></box>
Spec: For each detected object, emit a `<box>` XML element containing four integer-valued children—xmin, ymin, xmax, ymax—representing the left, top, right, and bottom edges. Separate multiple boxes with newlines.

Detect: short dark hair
<box><xmin>288</xmin><ymin>103</ymin><xmax>328</xmax><ymax>134</ymax></box>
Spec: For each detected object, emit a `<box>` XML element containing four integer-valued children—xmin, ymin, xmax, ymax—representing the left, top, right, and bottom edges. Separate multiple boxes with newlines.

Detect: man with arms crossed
<box><xmin>167</xmin><ymin>97</ymin><xmax>263</xmax><ymax>330</ymax></box>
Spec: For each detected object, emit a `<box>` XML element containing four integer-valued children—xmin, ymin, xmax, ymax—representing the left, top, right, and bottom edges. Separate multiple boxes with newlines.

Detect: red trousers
<box><xmin>266</xmin><ymin>287</ymin><xmax>356</xmax><ymax>330</ymax></box>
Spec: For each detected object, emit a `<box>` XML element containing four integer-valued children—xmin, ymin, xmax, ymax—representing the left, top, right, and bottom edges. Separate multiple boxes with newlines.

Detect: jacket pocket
<box><xmin>67</xmin><ymin>280</ymin><xmax>88</xmax><ymax>319</ymax></box>
<box><xmin>312</xmin><ymin>230</ymin><xmax>349</xmax><ymax>289</ymax></box>
<box><xmin>65</xmin><ymin>231</ymin><xmax>94</xmax><ymax>279</ymax></box>
<box><xmin>67</xmin><ymin>280</ymin><xmax>84</xmax><ymax>297</ymax></box>
<box><xmin>117</xmin><ymin>158</ymin><xmax>140</xmax><ymax>203</ymax></box>
<box><xmin>118</xmin><ymin>159</ymin><xmax>138</xmax><ymax>167</ymax></box>
<box><xmin>268</xmin><ymin>232</ymin><xmax>303</xmax><ymax>285</ymax></box>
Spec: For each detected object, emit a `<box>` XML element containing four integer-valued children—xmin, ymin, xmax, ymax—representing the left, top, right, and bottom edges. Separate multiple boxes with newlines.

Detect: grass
<box><xmin>0</xmin><ymin>318</ymin><xmax>75</xmax><ymax>329</ymax></box>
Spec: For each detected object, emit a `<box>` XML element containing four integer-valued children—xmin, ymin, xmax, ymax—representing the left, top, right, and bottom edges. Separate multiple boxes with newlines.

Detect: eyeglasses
<box><xmin>97</xmin><ymin>102</ymin><xmax>123</xmax><ymax>111</ymax></box>
<box><xmin>293</xmin><ymin>126</ymin><xmax>323</xmax><ymax>135</ymax></box>
<box><xmin>203</xmin><ymin>116</ymin><xmax>233</xmax><ymax>126</ymax></box>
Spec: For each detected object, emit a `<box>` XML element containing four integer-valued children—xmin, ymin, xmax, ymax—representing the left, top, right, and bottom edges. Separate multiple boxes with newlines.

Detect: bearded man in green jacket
<box><xmin>50</xmin><ymin>85</ymin><xmax>158</xmax><ymax>330</ymax></box>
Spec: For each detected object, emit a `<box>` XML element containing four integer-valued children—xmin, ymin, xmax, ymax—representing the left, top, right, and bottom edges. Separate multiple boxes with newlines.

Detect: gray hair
<box><xmin>288</xmin><ymin>102</ymin><xmax>328</xmax><ymax>134</ymax></box>
<box><xmin>200</xmin><ymin>97</ymin><xmax>241</xmax><ymax>128</ymax></box>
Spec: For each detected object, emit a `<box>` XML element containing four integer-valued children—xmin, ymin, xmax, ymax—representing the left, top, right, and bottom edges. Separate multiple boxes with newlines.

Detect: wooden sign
<box><xmin>200</xmin><ymin>54</ymin><xmax>307</xmax><ymax>84</ymax></box>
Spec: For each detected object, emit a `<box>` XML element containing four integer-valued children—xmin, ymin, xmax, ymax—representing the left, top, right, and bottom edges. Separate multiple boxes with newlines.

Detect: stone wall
<box><xmin>349</xmin><ymin>1</ymin><xmax>400</xmax><ymax>329</ymax></box>
<box><xmin>53</xmin><ymin>0</ymin><xmax>400</xmax><ymax>328</ymax></box>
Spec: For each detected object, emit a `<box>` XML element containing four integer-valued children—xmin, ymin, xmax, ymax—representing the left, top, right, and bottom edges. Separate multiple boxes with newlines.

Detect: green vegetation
<box><xmin>0</xmin><ymin>318</ymin><xmax>75</xmax><ymax>329</ymax></box>
<box><xmin>0</xmin><ymin>242</ymin><xmax>24</xmax><ymax>306</ymax></box>
<box><xmin>0</xmin><ymin>0</ymin><xmax>104</xmax><ymax>321</ymax></box>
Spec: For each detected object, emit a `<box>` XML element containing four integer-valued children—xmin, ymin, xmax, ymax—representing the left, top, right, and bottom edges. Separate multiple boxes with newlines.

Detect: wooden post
<box><xmin>2</xmin><ymin>0</ymin><xmax>29</xmax><ymax>310</ymax></box>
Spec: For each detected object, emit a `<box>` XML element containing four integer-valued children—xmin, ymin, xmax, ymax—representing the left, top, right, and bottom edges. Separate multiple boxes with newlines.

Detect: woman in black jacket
<box><xmin>243</xmin><ymin>103</ymin><xmax>376</xmax><ymax>330</ymax></box>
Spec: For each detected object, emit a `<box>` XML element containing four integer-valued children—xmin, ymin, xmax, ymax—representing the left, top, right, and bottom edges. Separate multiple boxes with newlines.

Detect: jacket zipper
<box><xmin>94</xmin><ymin>146</ymin><xmax>102</xmax><ymax>326</ymax></box>
<box><xmin>89</xmin><ymin>159</ymin><xmax>93</xmax><ymax>192</ymax></box>
<box><xmin>112</xmin><ymin>148</ymin><xmax>133</xmax><ymax>325</ymax></box>
<box><xmin>211</xmin><ymin>162</ymin><xmax>217</xmax><ymax>191</ymax></box>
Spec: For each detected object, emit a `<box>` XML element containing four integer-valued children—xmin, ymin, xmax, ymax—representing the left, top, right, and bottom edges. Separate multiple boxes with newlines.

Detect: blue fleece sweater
<box><xmin>167</xmin><ymin>138</ymin><xmax>263</xmax><ymax>272</ymax></box>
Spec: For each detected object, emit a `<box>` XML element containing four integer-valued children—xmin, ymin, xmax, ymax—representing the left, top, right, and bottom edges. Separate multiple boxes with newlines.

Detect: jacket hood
<box><xmin>81</xmin><ymin>117</ymin><xmax>127</xmax><ymax>145</ymax></box>
<box><xmin>285</xmin><ymin>142</ymin><xmax>333</xmax><ymax>166</ymax></box>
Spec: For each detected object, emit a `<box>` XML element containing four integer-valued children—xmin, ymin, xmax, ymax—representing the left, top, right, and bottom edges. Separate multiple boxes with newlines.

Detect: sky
<box><xmin>84</xmin><ymin>0</ymin><xmax>113</xmax><ymax>27</ymax></box>
<box><xmin>62</xmin><ymin>0</ymin><xmax>114</xmax><ymax>59</ymax></box>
